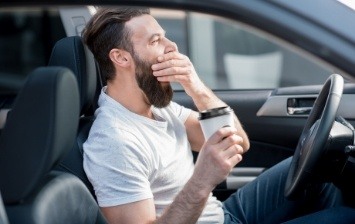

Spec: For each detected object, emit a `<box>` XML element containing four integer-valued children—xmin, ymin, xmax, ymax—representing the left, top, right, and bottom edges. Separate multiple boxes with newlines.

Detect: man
<box><xmin>82</xmin><ymin>7</ymin><xmax>353</xmax><ymax>224</ymax></box>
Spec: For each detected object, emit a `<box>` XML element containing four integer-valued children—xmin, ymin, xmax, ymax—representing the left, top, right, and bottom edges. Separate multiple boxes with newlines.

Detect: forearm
<box><xmin>155</xmin><ymin>175</ymin><xmax>210</xmax><ymax>224</ymax></box>
<box><xmin>189</xmin><ymin>84</ymin><xmax>250</xmax><ymax>151</ymax></box>
<box><xmin>188</xmin><ymin>84</ymin><xmax>226</xmax><ymax>111</ymax></box>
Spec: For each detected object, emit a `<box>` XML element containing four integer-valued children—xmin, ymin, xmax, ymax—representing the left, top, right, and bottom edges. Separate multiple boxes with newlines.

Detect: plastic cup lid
<box><xmin>198</xmin><ymin>106</ymin><xmax>233</xmax><ymax>120</ymax></box>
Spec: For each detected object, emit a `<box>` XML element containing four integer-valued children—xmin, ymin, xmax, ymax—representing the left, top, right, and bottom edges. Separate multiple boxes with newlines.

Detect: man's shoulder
<box><xmin>84</xmin><ymin>119</ymin><xmax>147</xmax><ymax>157</ymax></box>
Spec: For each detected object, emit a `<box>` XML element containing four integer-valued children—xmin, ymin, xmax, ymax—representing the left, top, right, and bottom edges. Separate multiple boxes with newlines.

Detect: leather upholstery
<box><xmin>5</xmin><ymin>172</ymin><xmax>105</xmax><ymax>224</ymax></box>
<box><xmin>0</xmin><ymin>67</ymin><xmax>80</xmax><ymax>203</ymax></box>
<box><xmin>0</xmin><ymin>193</ymin><xmax>9</xmax><ymax>224</ymax></box>
<box><xmin>48</xmin><ymin>36</ymin><xmax>97</xmax><ymax>115</ymax></box>
<box><xmin>0</xmin><ymin>67</ymin><xmax>106</xmax><ymax>223</ymax></box>
<box><xmin>49</xmin><ymin>36</ymin><xmax>99</xmax><ymax>198</ymax></box>
<box><xmin>57</xmin><ymin>116</ymin><xmax>95</xmax><ymax>197</ymax></box>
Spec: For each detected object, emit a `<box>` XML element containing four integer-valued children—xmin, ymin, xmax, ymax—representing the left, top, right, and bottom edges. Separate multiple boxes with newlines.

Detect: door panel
<box><xmin>173</xmin><ymin>89</ymin><xmax>300</xmax><ymax>168</ymax></box>
<box><xmin>173</xmin><ymin>82</ymin><xmax>355</xmax><ymax>195</ymax></box>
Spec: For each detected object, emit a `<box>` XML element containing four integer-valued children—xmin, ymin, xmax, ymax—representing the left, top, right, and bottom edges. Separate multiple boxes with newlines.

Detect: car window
<box><xmin>0</xmin><ymin>7</ymin><xmax>336</xmax><ymax>94</ymax></box>
<box><xmin>0</xmin><ymin>7</ymin><xmax>66</xmax><ymax>94</ymax></box>
<box><xmin>154</xmin><ymin>10</ymin><xmax>335</xmax><ymax>90</ymax></box>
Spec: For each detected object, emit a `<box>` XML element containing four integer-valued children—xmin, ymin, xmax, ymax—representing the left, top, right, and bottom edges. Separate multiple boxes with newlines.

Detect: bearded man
<box><xmin>83</xmin><ymin>7</ymin><xmax>354</xmax><ymax>224</ymax></box>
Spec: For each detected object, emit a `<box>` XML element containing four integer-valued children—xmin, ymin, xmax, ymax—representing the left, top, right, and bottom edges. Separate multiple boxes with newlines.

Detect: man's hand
<box><xmin>153</xmin><ymin>51</ymin><xmax>250</xmax><ymax>154</ymax></box>
<box><xmin>152</xmin><ymin>52</ymin><xmax>205</xmax><ymax>97</ymax></box>
<box><xmin>192</xmin><ymin>126</ymin><xmax>244</xmax><ymax>193</ymax></box>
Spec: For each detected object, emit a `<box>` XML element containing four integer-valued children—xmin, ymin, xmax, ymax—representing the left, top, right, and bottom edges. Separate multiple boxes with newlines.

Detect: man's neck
<box><xmin>106</xmin><ymin>82</ymin><xmax>154</xmax><ymax>119</ymax></box>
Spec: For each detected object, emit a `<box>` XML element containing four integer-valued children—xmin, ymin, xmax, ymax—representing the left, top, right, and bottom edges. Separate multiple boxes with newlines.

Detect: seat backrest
<box><xmin>0</xmin><ymin>67</ymin><xmax>106</xmax><ymax>224</ymax></box>
<box><xmin>0</xmin><ymin>67</ymin><xmax>79</xmax><ymax>202</ymax></box>
<box><xmin>0</xmin><ymin>193</ymin><xmax>9</xmax><ymax>224</ymax></box>
<box><xmin>48</xmin><ymin>36</ymin><xmax>100</xmax><ymax>198</ymax></box>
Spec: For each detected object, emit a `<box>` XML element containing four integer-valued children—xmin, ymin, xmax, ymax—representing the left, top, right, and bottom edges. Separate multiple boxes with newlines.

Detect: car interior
<box><xmin>0</xmin><ymin>192</ymin><xmax>8</xmax><ymax>224</ymax></box>
<box><xmin>0</xmin><ymin>66</ymin><xmax>106</xmax><ymax>223</ymax></box>
<box><xmin>0</xmin><ymin>2</ymin><xmax>355</xmax><ymax>223</ymax></box>
<box><xmin>48</xmin><ymin>35</ymin><xmax>101</xmax><ymax>199</ymax></box>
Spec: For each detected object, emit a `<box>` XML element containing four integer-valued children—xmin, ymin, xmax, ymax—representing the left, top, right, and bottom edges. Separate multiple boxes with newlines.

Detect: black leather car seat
<box><xmin>0</xmin><ymin>67</ymin><xmax>106</xmax><ymax>223</ymax></box>
<box><xmin>48</xmin><ymin>36</ymin><xmax>100</xmax><ymax>198</ymax></box>
<box><xmin>0</xmin><ymin>193</ymin><xmax>9</xmax><ymax>224</ymax></box>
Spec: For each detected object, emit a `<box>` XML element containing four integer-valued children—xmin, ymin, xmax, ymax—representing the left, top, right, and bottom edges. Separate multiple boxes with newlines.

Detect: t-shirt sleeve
<box><xmin>83</xmin><ymin>126</ymin><xmax>153</xmax><ymax>207</ymax></box>
<box><xmin>169</xmin><ymin>101</ymin><xmax>192</xmax><ymax>123</ymax></box>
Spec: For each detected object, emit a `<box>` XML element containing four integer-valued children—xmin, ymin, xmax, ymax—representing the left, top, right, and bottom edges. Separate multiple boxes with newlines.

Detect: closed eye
<box><xmin>149</xmin><ymin>31</ymin><xmax>165</xmax><ymax>45</ymax></box>
<box><xmin>151</xmin><ymin>38</ymin><xmax>160</xmax><ymax>45</ymax></box>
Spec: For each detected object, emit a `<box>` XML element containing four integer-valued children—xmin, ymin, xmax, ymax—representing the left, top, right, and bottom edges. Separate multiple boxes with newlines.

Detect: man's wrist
<box><xmin>189</xmin><ymin>86</ymin><xmax>227</xmax><ymax>112</ymax></box>
<box><xmin>186</xmin><ymin>174</ymin><xmax>215</xmax><ymax>202</ymax></box>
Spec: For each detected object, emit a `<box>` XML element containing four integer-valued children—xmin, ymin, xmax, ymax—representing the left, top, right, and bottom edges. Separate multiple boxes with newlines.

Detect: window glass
<box><xmin>212</xmin><ymin>15</ymin><xmax>333</xmax><ymax>89</ymax></box>
<box><xmin>0</xmin><ymin>8</ymin><xmax>336</xmax><ymax>94</ymax></box>
<box><xmin>154</xmin><ymin>10</ymin><xmax>334</xmax><ymax>90</ymax></box>
<box><xmin>0</xmin><ymin>7</ymin><xmax>66</xmax><ymax>94</ymax></box>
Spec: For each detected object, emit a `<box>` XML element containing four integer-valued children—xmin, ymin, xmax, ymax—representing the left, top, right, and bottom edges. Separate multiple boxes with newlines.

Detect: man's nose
<box><xmin>164</xmin><ymin>38</ymin><xmax>178</xmax><ymax>54</ymax></box>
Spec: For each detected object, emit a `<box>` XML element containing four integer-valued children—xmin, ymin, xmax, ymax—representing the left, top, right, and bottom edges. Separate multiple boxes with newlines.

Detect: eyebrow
<box><xmin>149</xmin><ymin>30</ymin><xmax>166</xmax><ymax>41</ymax></box>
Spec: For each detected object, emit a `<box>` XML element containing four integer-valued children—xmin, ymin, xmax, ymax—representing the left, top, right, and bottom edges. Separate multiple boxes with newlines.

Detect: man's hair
<box><xmin>82</xmin><ymin>7</ymin><xmax>150</xmax><ymax>83</ymax></box>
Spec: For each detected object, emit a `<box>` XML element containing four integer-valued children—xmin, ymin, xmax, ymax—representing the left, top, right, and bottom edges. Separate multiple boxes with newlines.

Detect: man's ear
<box><xmin>109</xmin><ymin>49</ymin><xmax>131</xmax><ymax>68</ymax></box>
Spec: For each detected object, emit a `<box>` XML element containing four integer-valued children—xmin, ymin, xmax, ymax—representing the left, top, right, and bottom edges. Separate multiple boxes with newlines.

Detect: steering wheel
<box><xmin>284</xmin><ymin>74</ymin><xmax>344</xmax><ymax>199</ymax></box>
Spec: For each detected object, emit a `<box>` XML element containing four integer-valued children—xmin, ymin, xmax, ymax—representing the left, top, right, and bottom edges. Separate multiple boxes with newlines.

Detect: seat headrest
<box><xmin>48</xmin><ymin>36</ymin><xmax>97</xmax><ymax>115</ymax></box>
<box><xmin>0</xmin><ymin>67</ymin><xmax>80</xmax><ymax>204</ymax></box>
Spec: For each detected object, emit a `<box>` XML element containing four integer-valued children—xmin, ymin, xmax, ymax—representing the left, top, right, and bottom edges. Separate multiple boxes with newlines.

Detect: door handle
<box><xmin>287</xmin><ymin>106</ymin><xmax>312</xmax><ymax>115</ymax></box>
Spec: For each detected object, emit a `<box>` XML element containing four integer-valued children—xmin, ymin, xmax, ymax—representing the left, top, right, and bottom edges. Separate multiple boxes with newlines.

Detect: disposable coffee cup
<box><xmin>198</xmin><ymin>106</ymin><xmax>234</xmax><ymax>140</ymax></box>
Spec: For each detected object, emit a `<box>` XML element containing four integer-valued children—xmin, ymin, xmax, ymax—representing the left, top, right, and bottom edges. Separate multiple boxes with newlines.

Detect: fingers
<box><xmin>207</xmin><ymin>126</ymin><xmax>244</xmax><ymax>165</ymax></box>
<box><xmin>222</xmin><ymin>144</ymin><xmax>244</xmax><ymax>159</ymax></box>
<box><xmin>229</xmin><ymin>153</ymin><xmax>243</xmax><ymax>167</ymax></box>
<box><xmin>152</xmin><ymin>52</ymin><xmax>187</xmax><ymax>73</ymax></box>
<box><xmin>152</xmin><ymin>52</ymin><xmax>193</xmax><ymax>80</ymax></box>
<box><xmin>195</xmin><ymin>127</ymin><xmax>244</xmax><ymax>187</ymax></box>
<box><xmin>153</xmin><ymin>67</ymin><xmax>192</xmax><ymax>82</ymax></box>
<box><xmin>156</xmin><ymin>51</ymin><xmax>186</xmax><ymax>63</ymax></box>
<box><xmin>220</xmin><ymin>133</ymin><xmax>243</xmax><ymax>150</ymax></box>
<box><xmin>152</xmin><ymin>59</ymin><xmax>189</xmax><ymax>73</ymax></box>
<box><xmin>207</xmin><ymin>126</ymin><xmax>238</xmax><ymax>144</ymax></box>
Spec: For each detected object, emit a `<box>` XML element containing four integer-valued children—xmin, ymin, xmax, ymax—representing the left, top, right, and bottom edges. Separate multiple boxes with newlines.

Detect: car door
<box><xmin>153</xmin><ymin>7</ymin><xmax>355</xmax><ymax>200</ymax></box>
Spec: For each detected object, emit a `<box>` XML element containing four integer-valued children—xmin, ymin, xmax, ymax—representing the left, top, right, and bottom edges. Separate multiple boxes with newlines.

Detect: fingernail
<box><xmin>158</xmin><ymin>56</ymin><xmax>163</xmax><ymax>61</ymax></box>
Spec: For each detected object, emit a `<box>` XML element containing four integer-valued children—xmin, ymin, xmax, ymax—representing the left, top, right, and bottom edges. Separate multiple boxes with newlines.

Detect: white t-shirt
<box><xmin>83</xmin><ymin>87</ymin><xmax>224</xmax><ymax>223</ymax></box>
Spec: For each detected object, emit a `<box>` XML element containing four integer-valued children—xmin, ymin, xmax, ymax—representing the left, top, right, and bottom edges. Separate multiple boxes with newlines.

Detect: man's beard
<box><xmin>133</xmin><ymin>54</ymin><xmax>173</xmax><ymax>108</ymax></box>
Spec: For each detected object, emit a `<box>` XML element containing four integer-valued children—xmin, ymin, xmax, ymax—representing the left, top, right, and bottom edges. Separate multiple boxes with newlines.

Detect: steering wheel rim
<box><xmin>284</xmin><ymin>74</ymin><xmax>344</xmax><ymax>200</ymax></box>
